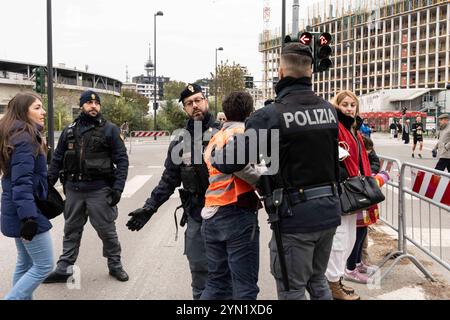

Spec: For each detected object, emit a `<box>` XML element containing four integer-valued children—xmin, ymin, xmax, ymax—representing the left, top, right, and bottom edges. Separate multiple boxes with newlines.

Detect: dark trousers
<box><xmin>346</xmin><ymin>226</ymin><xmax>368</xmax><ymax>271</ymax></box>
<box><xmin>56</xmin><ymin>187</ymin><xmax>122</xmax><ymax>273</ymax></box>
<box><xmin>435</xmin><ymin>158</ymin><xmax>450</xmax><ymax>172</ymax></box>
<box><xmin>270</xmin><ymin>228</ymin><xmax>336</xmax><ymax>300</ymax></box>
<box><xmin>200</xmin><ymin>206</ymin><xmax>259</xmax><ymax>300</ymax></box>
<box><xmin>184</xmin><ymin>216</ymin><xmax>208</xmax><ymax>300</ymax></box>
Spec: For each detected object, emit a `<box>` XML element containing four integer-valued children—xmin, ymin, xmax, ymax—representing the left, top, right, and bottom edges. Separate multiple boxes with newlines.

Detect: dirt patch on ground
<box><xmin>418</xmin><ymin>277</ymin><xmax>450</xmax><ymax>299</ymax></box>
<box><xmin>367</xmin><ymin>228</ymin><xmax>400</xmax><ymax>263</ymax></box>
<box><xmin>368</xmin><ymin>225</ymin><xmax>450</xmax><ymax>299</ymax></box>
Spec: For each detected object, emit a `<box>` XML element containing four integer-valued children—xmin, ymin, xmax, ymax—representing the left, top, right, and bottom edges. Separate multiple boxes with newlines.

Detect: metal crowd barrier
<box><xmin>127</xmin><ymin>131</ymin><xmax>170</xmax><ymax>154</ymax></box>
<box><xmin>376</xmin><ymin>156</ymin><xmax>450</xmax><ymax>282</ymax></box>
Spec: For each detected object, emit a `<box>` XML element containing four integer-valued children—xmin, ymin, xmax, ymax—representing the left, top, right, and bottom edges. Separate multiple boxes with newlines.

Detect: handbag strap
<box><xmin>353</xmin><ymin>131</ymin><xmax>365</xmax><ymax>176</ymax></box>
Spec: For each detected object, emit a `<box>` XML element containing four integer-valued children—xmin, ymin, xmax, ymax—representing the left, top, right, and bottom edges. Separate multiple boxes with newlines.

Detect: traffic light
<box><xmin>244</xmin><ymin>76</ymin><xmax>254</xmax><ymax>89</ymax></box>
<box><xmin>298</xmin><ymin>31</ymin><xmax>313</xmax><ymax>47</ymax></box>
<box><xmin>34</xmin><ymin>67</ymin><xmax>46</xmax><ymax>94</ymax></box>
<box><xmin>158</xmin><ymin>81</ymin><xmax>164</xmax><ymax>99</ymax></box>
<box><xmin>313</xmin><ymin>32</ymin><xmax>332</xmax><ymax>73</ymax></box>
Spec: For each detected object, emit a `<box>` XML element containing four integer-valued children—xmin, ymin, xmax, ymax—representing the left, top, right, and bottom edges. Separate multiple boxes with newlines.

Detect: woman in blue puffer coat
<box><xmin>0</xmin><ymin>92</ymin><xmax>54</xmax><ymax>300</ymax></box>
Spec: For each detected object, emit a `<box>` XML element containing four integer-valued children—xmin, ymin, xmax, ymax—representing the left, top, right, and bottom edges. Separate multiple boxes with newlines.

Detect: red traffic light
<box><xmin>318</xmin><ymin>32</ymin><xmax>332</xmax><ymax>46</ymax></box>
<box><xmin>298</xmin><ymin>32</ymin><xmax>312</xmax><ymax>45</ymax></box>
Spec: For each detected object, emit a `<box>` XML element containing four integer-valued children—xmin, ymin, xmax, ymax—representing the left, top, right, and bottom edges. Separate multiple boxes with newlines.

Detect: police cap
<box><xmin>79</xmin><ymin>90</ymin><xmax>101</xmax><ymax>107</ymax></box>
<box><xmin>179</xmin><ymin>83</ymin><xmax>203</xmax><ymax>103</ymax></box>
<box><xmin>281</xmin><ymin>42</ymin><xmax>313</xmax><ymax>60</ymax></box>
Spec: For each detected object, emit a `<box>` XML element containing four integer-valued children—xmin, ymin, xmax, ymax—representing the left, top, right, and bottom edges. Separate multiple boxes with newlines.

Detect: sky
<box><xmin>0</xmin><ymin>0</ymin><xmax>319</xmax><ymax>84</ymax></box>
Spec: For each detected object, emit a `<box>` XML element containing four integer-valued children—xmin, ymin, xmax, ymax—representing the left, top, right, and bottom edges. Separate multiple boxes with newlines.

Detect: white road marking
<box><xmin>122</xmin><ymin>175</ymin><xmax>153</xmax><ymax>198</ymax></box>
<box><xmin>147</xmin><ymin>166</ymin><xmax>163</xmax><ymax>169</ymax></box>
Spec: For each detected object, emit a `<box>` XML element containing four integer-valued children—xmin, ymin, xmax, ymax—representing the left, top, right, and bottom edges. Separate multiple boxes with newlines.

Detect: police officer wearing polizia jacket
<box><xmin>44</xmin><ymin>90</ymin><xmax>129</xmax><ymax>283</ymax></box>
<box><xmin>211</xmin><ymin>42</ymin><xmax>342</xmax><ymax>300</ymax></box>
<box><xmin>126</xmin><ymin>83</ymin><xmax>222</xmax><ymax>300</ymax></box>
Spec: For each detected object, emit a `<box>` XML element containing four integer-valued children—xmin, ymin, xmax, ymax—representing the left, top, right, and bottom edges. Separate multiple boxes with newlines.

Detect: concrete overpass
<box><xmin>0</xmin><ymin>59</ymin><xmax>122</xmax><ymax>116</ymax></box>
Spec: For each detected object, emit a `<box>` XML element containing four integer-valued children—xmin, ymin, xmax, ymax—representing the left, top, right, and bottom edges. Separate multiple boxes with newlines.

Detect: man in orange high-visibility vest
<box><xmin>201</xmin><ymin>91</ymin><xmax>262</xmax><ymax>300</ymax></box>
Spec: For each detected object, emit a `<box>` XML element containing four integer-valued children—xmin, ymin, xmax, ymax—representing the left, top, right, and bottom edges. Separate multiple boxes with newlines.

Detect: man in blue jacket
<box><xmin>44</xmin><ymin>90</ymin><xmax>129</xmax><ymax>283</ymax></box>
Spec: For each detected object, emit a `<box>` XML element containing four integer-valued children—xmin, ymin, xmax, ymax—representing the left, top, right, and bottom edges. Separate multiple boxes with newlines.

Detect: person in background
<box><xmin>396</xmin><ymin>121</ymin><xmax>402</xmax><ymax>141</ymax></box>
<box><xmin>216</xmin><ymin>112</ymin><xmax>227</xmax><ymax>125</ymax></box>
<box><xmin>402</xmin><ymin>119</ymin><xmax>410</xmax><ymax>144</ymax></box>
<box><xmin>432</xmin><ymin>113</ymin><xmax>450</xmax><ymax>172</ymax></box>
<box><xmin>389</xmin><ymin>120</ymin><xmax>397</xmax><ymax>139</ymax></box>
<box><xmin>120</xmin><ymin>120</ymin><xmax>129</xmax><ymax>141</ymax></box>
<box><xmin>412</xmin><ymin>116</ymin><xmax>424</xmax><ymax>158</ymax></box>
<box><xmin>0</xmin><ymin>92</ymin><xmax>54</xmax><ymax>300</ymax></box>
<box><xmin>359</xmin><ymin>118</ymin><xmax>372</xmax><ymax>138</ymax></box>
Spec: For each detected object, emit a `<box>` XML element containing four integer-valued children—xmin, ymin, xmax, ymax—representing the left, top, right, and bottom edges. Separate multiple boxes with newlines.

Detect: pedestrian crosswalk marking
<box><xmin>122</xmin><ymin>175</ymin><xmax>153</xmax><ymax>198</ymax></box>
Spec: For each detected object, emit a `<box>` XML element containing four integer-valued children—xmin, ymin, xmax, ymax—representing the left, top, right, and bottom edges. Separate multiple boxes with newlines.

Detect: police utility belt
<box><xmin>286</xmin><ymin>184</ymin><xmax>337</xmax><ymax>205</ymax></box>
<box><xmin>63</xmin><ymin>172</ymin><xmax>107</xmax><ymax>182</ymax></box>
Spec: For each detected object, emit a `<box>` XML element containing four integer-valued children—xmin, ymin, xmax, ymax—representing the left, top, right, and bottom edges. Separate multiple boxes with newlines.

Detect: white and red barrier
<box><xmin>411</xmin><ymin>170</ymin><xmax>450</xmax><ymax>206</ymax></box>
<box><xmin>131</xmin><ymin>131</ymin><xmax>169</xmax><ymax>137</ymax></box>
<box><xmin>379</xmin><ymin>159</ymin><xmax>395</xmax><ymax>174</ymax></box>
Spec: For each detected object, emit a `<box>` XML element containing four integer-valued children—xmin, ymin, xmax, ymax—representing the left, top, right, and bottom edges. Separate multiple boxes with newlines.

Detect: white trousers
<box><xmin>325</xmin><ymin>214</ymin><xmax>357</xmax><ymax>282</ymax></box>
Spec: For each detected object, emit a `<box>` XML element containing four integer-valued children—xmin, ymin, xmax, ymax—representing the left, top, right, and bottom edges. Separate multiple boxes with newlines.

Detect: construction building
<box><xmin>259</xmin><ymin>0</ymin><xmax>450</xmax><ymax>112</ymax></box>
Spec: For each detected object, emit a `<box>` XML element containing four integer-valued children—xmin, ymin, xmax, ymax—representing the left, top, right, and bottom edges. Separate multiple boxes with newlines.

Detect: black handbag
<box><xmin>339</xmin><ymin>175</ymin><xmax>385</xmax><ymax>214</ymax></box>
<box><xmin>35</xmin><ymin>184</ymin><xmax>65</xmax><ymax>219</ymax></box>
<box><xmin>339</xmin><ymin>134</ymin><xmax>385</xmax><ymax>215</ymax></box>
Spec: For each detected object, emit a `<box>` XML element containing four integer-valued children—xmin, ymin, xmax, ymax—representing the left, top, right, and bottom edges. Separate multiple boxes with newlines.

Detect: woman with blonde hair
<box><xmin>0</xmin><ymin>92</ymin><xmax>54</xmax><ymax>299</ymax></box>
<box><xmin>325</xmin><ymin>90</ymin><xmax>372</xmax><ymax>300</ymax></box>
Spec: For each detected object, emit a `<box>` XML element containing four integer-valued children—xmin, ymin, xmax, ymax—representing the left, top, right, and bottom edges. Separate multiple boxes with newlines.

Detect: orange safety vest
<box><xmin>204</xmin><ymin>124</ymin><xmax>254</xmax><ymax>207</ymax></box>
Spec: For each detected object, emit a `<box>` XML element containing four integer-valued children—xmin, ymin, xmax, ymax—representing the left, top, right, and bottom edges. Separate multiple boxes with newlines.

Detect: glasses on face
<box><xmin>183</xmin><ymin>97</ymin><xmax>205</xmax><ymax>108</ymax></box>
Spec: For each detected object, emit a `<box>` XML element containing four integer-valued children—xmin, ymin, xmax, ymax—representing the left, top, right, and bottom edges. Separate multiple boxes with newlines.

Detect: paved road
<box><xmin>0</xmin><ymin>134</ymin><xmax>448</xmax><ymax>300</ymax></box>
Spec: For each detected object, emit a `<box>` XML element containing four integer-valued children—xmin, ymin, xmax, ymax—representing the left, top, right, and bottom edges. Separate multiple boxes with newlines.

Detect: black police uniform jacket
<box><xmin>48</xmin><ymin>112</ymin><xmax>129</xmax><ymax>192</ymax></box>
<box><xmin>212</xmin><ymin>77</ymin><xmax>341</xmax><ymax>233</ymax></box>
<box><xmin>143</xmin><ymin>112</ymin><xmax>220</xmax><ymax>222</ymax></box>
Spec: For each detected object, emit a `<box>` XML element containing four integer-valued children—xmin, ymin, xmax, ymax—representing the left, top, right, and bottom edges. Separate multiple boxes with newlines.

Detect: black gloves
<box><xmin>20</xmin><ymin>219</ymin><xmax>38</xmax><ymax>241</ymax></box>
<box><xmin>126</xmin><ymin>207</ymin><xmax>155</xmax><ymax>231</ymax></box>
<box><xmin>108</xmin><ymin>189</ymin><xmax>122</xmax><ymax>207</ymax></box>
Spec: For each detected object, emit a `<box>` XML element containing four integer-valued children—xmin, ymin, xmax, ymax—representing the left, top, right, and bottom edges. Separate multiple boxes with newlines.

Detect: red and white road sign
<box><xmin>411</xmin><ymin>170</ymin><xmax>450</xmax><ymax>206</ymax></box>
<box><xmin>132</xmin><ymin>131</ymin><xmax>169</xmax><ymax>137</ymax></box>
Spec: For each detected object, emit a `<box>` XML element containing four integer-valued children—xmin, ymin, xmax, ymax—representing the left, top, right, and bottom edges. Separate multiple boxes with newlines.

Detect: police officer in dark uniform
<box><xmin>44</xmin><ymin>90</ymin><xmax>129</xmax><ymax>283</ymax></box>
<box><xmin>126</xmin><ymin>84</ymin><xmax>221</xmax><ymax>300</ymax></box>
<box><xmin>212</xmin><ymin>42</ymin><xmax>341</xmax><ymax>300</ymax></box>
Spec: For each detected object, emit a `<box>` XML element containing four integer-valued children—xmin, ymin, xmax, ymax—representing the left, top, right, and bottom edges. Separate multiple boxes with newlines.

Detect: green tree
<box><xmin>159</xmin><ymin>100</ymin><xmax>188</xmax><ymax>132</ymax></box>
<box><xmin>211</xmin><ymin>61</ymin><xmax>246</xmax><ymax>110</ymax></box>
<box><xmin>101</xmin><ymin>90</ymin><xmax>151</xmax><ymax>131</ymax></box>
<box><xmin>54</xmin><ymin>96</ymin><xmax>73</xmax><ymax>130</ymax></box>
<box><xmin>163</xmin><ymin>80</ymin><xmax>187</xmax><ymax>101</ymax></box>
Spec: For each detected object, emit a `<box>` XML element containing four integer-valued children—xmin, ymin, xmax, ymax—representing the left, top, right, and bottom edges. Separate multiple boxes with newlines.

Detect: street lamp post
<box><xmin>47</xmin><ymin>0</ymin><xmax>55</xmax><ymax>156</ymax></box>
<box><xmin>153</xmin><ymin>11</ymin><xmax>163</xmax><ymax>140</ymax></box>
<box><xmin>214</xmin><ymin>47</ymin><xmax>223</xmax><ymax>118</ymax></box>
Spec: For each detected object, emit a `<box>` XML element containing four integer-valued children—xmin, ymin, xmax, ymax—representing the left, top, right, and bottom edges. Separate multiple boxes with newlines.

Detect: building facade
<box><xmin>259</xmin><ymin>0</ymin><xmax>450</xmax><ymax>106</ymax></box>
<box><xmin>0</xmin><ymin>59</ymin><xmax>121</xmax><ymax>117</ymax></box>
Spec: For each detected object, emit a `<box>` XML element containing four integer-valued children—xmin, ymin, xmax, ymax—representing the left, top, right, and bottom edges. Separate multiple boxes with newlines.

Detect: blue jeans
<box><xmin>5</xmin><ymin>231</ymin><xmax>54</xmax><ymax>300</ymax></box>
<box><xmin>200</xmin><ymin>206</ymin><xmax>259</xmax><ymax>300</ymax></box>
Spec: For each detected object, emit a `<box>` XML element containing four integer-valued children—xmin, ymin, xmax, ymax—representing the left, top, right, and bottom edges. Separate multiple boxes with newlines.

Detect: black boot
<box><xmin>43</xmin><ymin>271</ymin><xmax>72</xmax><ymax>284</ymax></box>
<box><xmin>109</xmin><ymin>268</ymin><xmax>129</xmax><ymax>282</ymax></box>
